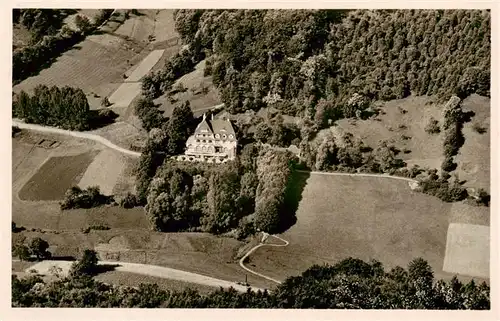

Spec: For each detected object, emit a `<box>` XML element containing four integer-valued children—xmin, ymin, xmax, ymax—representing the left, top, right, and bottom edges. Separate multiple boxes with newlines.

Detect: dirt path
<box><xmin>239</xmin><ymin>233</ymin><xmax>289</xmax><ymax>284</ymax></box>
<box><xmin>297</xmin><ymin>170</ymin><xmax>418</xmax><ymax>183</ymax></box>
<box><xmin>12</xmin><ymin>120</ymin><xmax>141</xmax><ymax>158</ymax></box>
<box><xmin>24</xmin><ymin>259</ymin><xmax>265</xmax><ymax>293</ymax></box>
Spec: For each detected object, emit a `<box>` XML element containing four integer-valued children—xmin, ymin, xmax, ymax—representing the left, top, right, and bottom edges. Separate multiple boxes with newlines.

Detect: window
<box><xmin>215</xmin><ymin>146</ymin><xmax>222</xmax><ymax>153</ymax></box>
<box><xmin>229</xmin><ymin>134</ymin><xmax>233</xmax><ymax>139</ymax></box>
<box><xmin>222</xmin><ymin>134</ymin><xmax>227</xmax><ymax>139</ymax></box>
<box><xmin>196</xmin><ymin>140</ymin><xmax>200</xmax><ymax>143</ymax></box>
<box><xmin>202</xmin><ymin>146</ymin><xmax>207</xmax><ymax>152</ymax></box>
<box><xmin>215</xmin><ymin>134</ymin><xmax>220</xmax><ymax>139</ymax></box>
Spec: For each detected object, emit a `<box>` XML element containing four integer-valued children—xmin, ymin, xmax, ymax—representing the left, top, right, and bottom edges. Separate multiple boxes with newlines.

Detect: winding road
<box><xmin>21</xmin><ymin>259</ymin><xmax>265</xmax><ymax>293</ymax></box>
<box><xmin>13</xmin><ymin>120</ymin><xmax>142</xmax><ymax>158</ymax></box>
<box><xmin>239</xmin><ymin>233</ymin><xmax>290</xmax><ymax>285</ymax></box>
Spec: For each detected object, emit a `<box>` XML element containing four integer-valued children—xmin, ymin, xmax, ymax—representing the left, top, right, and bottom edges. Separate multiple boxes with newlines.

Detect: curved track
<box><xmin>239</xmin><ymin>233</ymin><xmax>289</xmax><ymax>285</ymax></box>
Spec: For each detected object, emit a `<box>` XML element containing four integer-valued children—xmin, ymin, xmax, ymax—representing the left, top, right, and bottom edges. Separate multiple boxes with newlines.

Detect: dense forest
<box><xmin>170</xmin><ymin>9</ymin><xmax>489</xmax><ymax>123</ymax></box>
<box><xmin>12</xmin><ymin>254</ymin><xmax>490</xmax><ymax>309</ymax></box>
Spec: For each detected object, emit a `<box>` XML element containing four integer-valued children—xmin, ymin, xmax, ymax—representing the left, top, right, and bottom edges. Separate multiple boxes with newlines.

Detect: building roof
<box><xmin>194</xmin><ymin>114</ymin><xmax>236</xmax><ymax>137</ymax></box>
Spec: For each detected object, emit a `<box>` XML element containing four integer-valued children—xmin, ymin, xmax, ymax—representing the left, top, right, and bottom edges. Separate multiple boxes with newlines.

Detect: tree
<box><xmin>74</xmin><ymin>15</ymin><xmax>92</xmax><ymax>34</ymax></box>
<box><xmin>70</xmin><ymin>249</ymin><xmax>99</xmax><ymax>277</ymax></box>
<box><xmin>165</xmin><ymin>101</ymin><xmax>194</xmax><ymax>155</ymax></box>
<box><xmin>13</xmin><ymin>243</ymin><xmax>31</xmax><ymax>261</ymax></box>
<box><xmin>29</xmin><ymin>238</ymin><xmax>51</xmax><ymax>261</ymax></box>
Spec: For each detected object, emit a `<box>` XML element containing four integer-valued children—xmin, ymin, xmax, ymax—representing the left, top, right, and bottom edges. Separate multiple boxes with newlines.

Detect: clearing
<box><xmin>155</xmin><ymin>60</ymin><xmax>222</xmax><ymax>117</ymax></box>
<box><xmin>247</xmin><ymin>172</ymin><xmax>489</xmax><ymax>283</ymax></box>
<box><xmin>330</xmin><ymin>94</ymin><xmax>490</xmax><ymax>191</ymax></box>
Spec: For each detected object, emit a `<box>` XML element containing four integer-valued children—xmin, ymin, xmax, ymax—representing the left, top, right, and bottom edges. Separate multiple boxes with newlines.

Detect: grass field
<box><xmin>18</xmin><ymin>152</ymin><xmax>96</xmax><ymax>201</ymax></box>
<box><xmin>12</xmin><ymin>33</ymin><xmax>147</xmax><ymax>109</ymax></box>
<box><xmin>12</xmin><ymin>132</ymin><xmax>137</xmax><ymax>230</ymax></box>
<box><xmin>94</xmin><ymin>270</ymin><xmax>220</xmax><ymax>293</ymax></box>
<box><xmin>331</xmin><ymin>94</ymin><xmax>490</xmax><ymax>191</ymax></box>
<box><xmin>77</xmin><ymin>149</ymin><xmax>126</xmax><ymax>195</ymax></box>
<box><xmin>155</xmin><ymin>60</ymin><xmax>221</xmax><ymax>117</ymax></box>
<box><xmin>248</xmin><ymin>172</ymin><xmax>489</xmax><ymax>282</ymax></box>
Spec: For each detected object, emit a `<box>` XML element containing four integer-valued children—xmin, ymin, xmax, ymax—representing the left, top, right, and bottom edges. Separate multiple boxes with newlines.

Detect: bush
<box><xmin>119</xmin><ymin>193</ymin><xmax>139</xmax><ymax>208</ymax></box>
<box><xmin>425</xmin><ymin>118</ymin><xmax>441</xmax><ymax>134</ymax></box>
<box><xmin>441</xmin><ymin>156</ymin><xmax>457</xmax><ymax>172</ymax></box>
<box><xmin>82</xmin><ymin>224</ymin><xmax>110</xmax><ymax>234</ymax></box>
<box><xmin>60</xmin><ymin>186</ymin><xmax>114</xmax><ymax>210</ymax></box>
<box><xmin>100</xmin><ymin>96</ymin><xmax>111</xmax><ymax>107</ymax></box>
<box><xmin>472</xmin><ymin>123</ymin><xmax>487</xmax><ymax>134</ymax></box>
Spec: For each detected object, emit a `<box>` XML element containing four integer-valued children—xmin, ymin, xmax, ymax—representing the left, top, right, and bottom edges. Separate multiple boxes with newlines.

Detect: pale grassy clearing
<box><xmin>455</xmin><ymin>94</ymin><xmax>490</xmax><ymax>191</ymax></box>
<box><xmin>155</xmin><ymin>60</ymin><xmax>222</xmax><ymax>117</ymax></box>
<box><xmin>125</xmin><ymin>49</ymin><xmax>165</xmax><ymax>82</ymax></box>
<box><xmin>77</xmin><ymin>149</ymin><xmax>125</xmax><ymax>195</ymax></box>
<box><xmin>108</xmin><ymin>82</ymin><xmax>142</xmax><ymax>108</ymax></box>
<box><xmin>334</xmin><ymin>95</ymin><xmax>445</xmax><ymax>171</ymax></box>
<box><xmin>114</xmin><ymin>10</ymin><xmax>155</xmax><ymax>43</ymax></box>
<box><xmin>443</xmin><ymin>223</ymin><xmax>489</xmax><ymax>278</ymax></box>
<box><xmin>152</xmin><ymin>10</ymin><xmax>179</xmax><ymax>44</ymax></box>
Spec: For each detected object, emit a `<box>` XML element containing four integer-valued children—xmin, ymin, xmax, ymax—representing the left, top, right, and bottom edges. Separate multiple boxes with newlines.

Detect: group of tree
<box><xmin>60</xmin><ymin>186</ymin><xmax>114</xmax><ymax>210</ymax></box>
<box><xmin>13</xmin><ymin>237</ymin><xmax>51</xmax><ymax>261</ymax></box>
<box><xmin>13</xmin><ymin>85</ymin><xmax>91</xmax><ymax>130</ymax></box>
<box><xmin>134</xmin><ymin>100</ymin><xmax>197</xmax><ymax>204</ymax></box>
<box><xmin>440</xmin><ymin>96</ymin><xmax>467</xmax><ymax>173</ymax></box>
<box><xmin>253</xmin><ymin>113</ymin><xmax>301</xmax><ymax>148</ymax></box>
<box><xmin>141</xmin><ymin>143</ymin><xmax>295</xmax><ymax>237</ymax></box>
<box><xmin>171</xmin><ymin>9</ymin><xmax>489</xmax><ymax>125</ymax></box>
<box><xmin>301</xmin><ymin>130</ymin><xmax>405</xmax><ymax>175</ymax></box>
<box><xmin>13</xmin><ymin>9</ymin><xmax>114</xmax><ymax>83</ymax></box>
<box><xmin>13</xmin><ymin>9</ymin><xmax>68</xmax><ymax>44</ymax></box>
<box><xmin>254</xmin><ymin>148</ymin><xmax>297</xmax><ymax>233</ymax></box>
<box><xmin>12</xmin><ymin>256</ymin><xmax>490</xmax><ymax>309</ymax></box>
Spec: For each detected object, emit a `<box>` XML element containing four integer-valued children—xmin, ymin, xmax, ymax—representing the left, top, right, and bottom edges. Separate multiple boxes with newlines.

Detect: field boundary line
<box><xmin>239</xmin><ymin>233</ymin><xmax>289</xmax><ymax>285</ymax></box>
<box><xmin>296</xmin><ymin>170</ymin><xmax>418</xmax><ymax>183</ymax></box>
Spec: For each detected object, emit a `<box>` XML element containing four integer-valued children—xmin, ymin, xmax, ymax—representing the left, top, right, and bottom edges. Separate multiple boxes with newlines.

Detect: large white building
<box><xmin>178</xmin><ymin>113</ymin><xmax>237</xmax><ymax>163</ymax></box>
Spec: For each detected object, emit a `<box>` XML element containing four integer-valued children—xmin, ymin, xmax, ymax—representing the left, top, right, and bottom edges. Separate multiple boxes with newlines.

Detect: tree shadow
<box><xmin>277</xmin><ymin>170</ymin><xmax>310</xmax><ymax>233</ymax></box>
<box><xmin>88</xmin><ymin>109</ymin><xmax>119</xmax><ymax>129</ymax></box>
<box><xmin>51</xmin><ymin>255</ymin><xmax>77</xmax><ymax>261</ymax></box>
<box><xmin>93</xmin><ymin>263</ymin><xmax>120</xmax><ymax>275</ymax></box>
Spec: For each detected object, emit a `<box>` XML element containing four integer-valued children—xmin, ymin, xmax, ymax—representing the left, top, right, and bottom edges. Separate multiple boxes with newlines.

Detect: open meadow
<box><xmin>331</xmin><ymin>94</ymin><xmax>490</xmax><ymax>191</ymax></box>
<box><xmin>247</xmin><ymin>172</ymin><xmax>490</xmax><ymax>282</ymax></box>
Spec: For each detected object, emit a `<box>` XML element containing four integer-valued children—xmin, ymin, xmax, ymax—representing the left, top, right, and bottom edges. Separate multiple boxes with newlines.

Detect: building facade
<box><xmin>179</xmin><ymin>114</ymin><xmax>237</xmax><ymax>163</ymax></box>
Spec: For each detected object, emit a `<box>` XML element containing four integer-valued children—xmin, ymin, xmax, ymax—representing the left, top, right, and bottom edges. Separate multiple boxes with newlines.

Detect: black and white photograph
<box><xmin>4</xmin><ymin>1</ymin><xmax>497</xmax><ymax>318</ymax></box>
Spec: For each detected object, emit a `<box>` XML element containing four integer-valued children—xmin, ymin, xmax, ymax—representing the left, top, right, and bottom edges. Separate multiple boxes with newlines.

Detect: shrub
<box><xmin>60</xmin><ymin>186</ymin><xmax>113</xmax><ymax>210</ymax></box>
<box><xmin>100</xmin><ymin>96</ymin><xmax>111</xmax><ymax>107</ymax></box>
<box><xmin>441</xmin><ymin>156</ymin><xmax>457</xmax><ymax>172</ymax></box>
<box><xmin>82</xmin><ymin>224</ymin><xmax>110</xmax><ymax>234</ymax></box>
<box><xmin>120</xmin><ymin>193</ymin><xmax>139</xmax><ymax>208</ymax></box>
<box><xmin>425</xmin><ymin>118</ymin><xmax>441</xmax><ymax>134</ymax></box>
<box><xmin>472</xmin><ymin>123</ymin><xmax>487</xmax><ymax>134</ymax></box>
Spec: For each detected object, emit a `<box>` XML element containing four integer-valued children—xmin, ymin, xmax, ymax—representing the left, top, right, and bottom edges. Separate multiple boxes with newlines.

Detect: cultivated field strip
<box><xmin>125</xmin><ymin>49</ymin><xmax>165</xmax><ymax>82</ymax></box>
<box><xmin>108</xmin><ymin>82</ymin><xmax>142</xmax><ymax>107</ymax></box>
<box><xmin>78</xmin><ymin>149</ymin><xmax>125</xmax><ymax>195</ymax></box>
<box><xmin>443</xmin><ymin>223</ymin><xmax>490</xmax><ymax>278</ymax></box>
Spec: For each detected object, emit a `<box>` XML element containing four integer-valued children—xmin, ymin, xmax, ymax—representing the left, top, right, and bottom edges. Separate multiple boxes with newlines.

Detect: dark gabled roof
<box><xmin>211</xmin><ymin>118</ymin><xmax>236</xmax><ymax>136</ymax></box>
<box><xmin>194</xmin><ymin>114</ymin><xmax>236</xmax><ymax>137</ymax></box>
